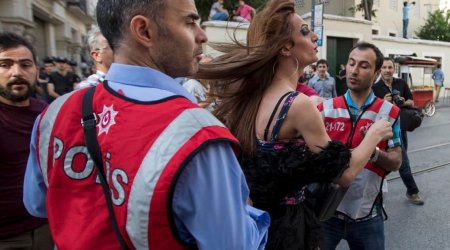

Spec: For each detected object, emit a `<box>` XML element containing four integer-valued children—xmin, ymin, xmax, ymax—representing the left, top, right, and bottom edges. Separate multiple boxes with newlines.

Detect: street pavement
<box><xmin>336</xmin><ymin>99</ymin><xmax>450</xmax><ymax>250</ymax></box>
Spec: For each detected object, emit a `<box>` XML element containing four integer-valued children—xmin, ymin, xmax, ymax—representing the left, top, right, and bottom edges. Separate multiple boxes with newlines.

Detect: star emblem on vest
<box><xmin>97</xmin><ymin>104</ymin><xmax>118</xmax><ymax>136</ymax></box>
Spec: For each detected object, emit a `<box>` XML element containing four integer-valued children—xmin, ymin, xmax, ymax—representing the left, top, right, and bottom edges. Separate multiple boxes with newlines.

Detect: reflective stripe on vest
<box><xmin>37</xmin><ymin>91</ymin><xmax>78</xmax><ymax>186</ymax></box>
<box><xmin>321</xmin><ymin>98</ymin><xmax>397</xmax><ymax>125</ymax></box>
<box><xmin>322</xmin><ymin>99</ymin><xmax>351</xmax><ymax>119</ymax></box>
<box><xmin>126</xmin><ymin>108</ymin><xmax>227</xmax><ymax>249</ymax></box>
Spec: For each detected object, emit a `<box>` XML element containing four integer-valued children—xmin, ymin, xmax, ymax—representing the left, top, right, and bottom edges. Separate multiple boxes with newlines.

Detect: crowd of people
<box><xmin>210</xmin><ymin>0</ymin><xmax>255</xmax><ymax>22</ymax></box>
<box><xmin>31</xmin><ymin>27</ymin><xmax>114</xmax><ymax>104</ymax></box>
<box><xmin>1</xmin><ymin>0</ymin><xmax>443</xmax><ymax>249</ymax></box>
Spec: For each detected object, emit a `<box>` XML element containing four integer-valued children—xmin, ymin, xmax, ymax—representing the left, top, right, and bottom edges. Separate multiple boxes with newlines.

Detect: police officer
<box><xmin>23</xmin><ymin>0</ymin><xmax>269</xmax><ymax>249</ymax></box>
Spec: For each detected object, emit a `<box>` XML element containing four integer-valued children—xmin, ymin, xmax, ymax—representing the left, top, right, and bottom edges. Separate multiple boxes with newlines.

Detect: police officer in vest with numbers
<box><xmin>23</xmin><ymin>0</ymin><xmax>269</xmax><ymax>249</ymax></box>
<box><xmin>319</xmin><ymin>42</ymin><xmax>402</xmax><ymax>250</ymax></box>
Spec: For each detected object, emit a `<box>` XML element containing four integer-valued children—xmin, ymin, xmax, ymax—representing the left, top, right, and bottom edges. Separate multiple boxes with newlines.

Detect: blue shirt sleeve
<box><xmin>23</xmin><ymin>116</ymin><xmax>48</xmax><ymax>218</ymax></box>
<box><xmin>388</xmin><ymin>118</ymin><xmax>402</xmax><ymax>148</ymax></box>
<box><xmin>171</xmin><ymin>142</ymin><xmax>269</xmax><ymax>250</ymax></box>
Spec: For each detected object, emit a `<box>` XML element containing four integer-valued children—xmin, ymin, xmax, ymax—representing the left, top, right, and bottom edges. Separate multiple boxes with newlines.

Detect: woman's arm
<box><xmin>288</xmin><ymin>94</ymin><xmax>330</xmax><ymax>153</ymax></box>
<box><xmin>288</xmin><ymin>96</ymin><xmax>393</xmax><ymax>187</ymax></box>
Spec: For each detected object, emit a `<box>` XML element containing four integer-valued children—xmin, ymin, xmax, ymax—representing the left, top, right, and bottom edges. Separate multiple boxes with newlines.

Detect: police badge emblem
<box><xmin>97</xmin><ymin>104</ymin><xmax>118</xmax><ymax>136</ymax></box>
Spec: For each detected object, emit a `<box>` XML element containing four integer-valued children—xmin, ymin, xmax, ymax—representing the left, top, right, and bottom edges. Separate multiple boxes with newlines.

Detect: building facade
<box><xmin>202</xmin><ymin>0</ymin><xmax>449</xmax><ymax>97</ymax></box>
<box><xmin>298</xmin><ymin>0</ymin><xmax>445</xmax><ymax>77</ymax></box>
<box><xmin>0</xmin><ymin>0</ymin><xmax>97</xmax><ymax>66</ymax></box>
<box><xmin>295</xmin><ymin>0</ymin><xmax>441</xmax><ymax>39</ymax></box>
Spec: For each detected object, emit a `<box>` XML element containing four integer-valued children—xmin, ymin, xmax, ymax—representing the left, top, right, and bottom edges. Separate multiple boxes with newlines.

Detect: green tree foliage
<box><xmin>416</xmin><ymin>9</ymin><xmax>450</xmax><ymax>42</ymax></box>
<box><xmin>195</xmin><ymin>0</ymin><xmax>267</xmax><ymax>23</ymax></box>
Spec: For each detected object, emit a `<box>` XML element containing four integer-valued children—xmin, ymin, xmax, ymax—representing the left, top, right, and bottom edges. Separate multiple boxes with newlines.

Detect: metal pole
<box><xmin>363</xmin><ymin>0</ymin><xmax>372</xmax><ymax>21</ymax></box>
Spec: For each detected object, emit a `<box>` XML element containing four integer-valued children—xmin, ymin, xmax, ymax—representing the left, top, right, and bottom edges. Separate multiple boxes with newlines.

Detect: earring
<box><xmin>272</xmin><ymin>60</ymin><xmax>278</xmax><ymax>75</ymax></box>
<box><xmin>289</xmin><ymin>57</ymin><xmax>299</xmax><ymax>78</ymax></box>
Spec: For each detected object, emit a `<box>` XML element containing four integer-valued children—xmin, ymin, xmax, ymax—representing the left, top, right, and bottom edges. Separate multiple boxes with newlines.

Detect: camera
<box><xmin>391</xmin><ymin>89</ymin><xmax>404</xmax><ymax>106</ymax></box>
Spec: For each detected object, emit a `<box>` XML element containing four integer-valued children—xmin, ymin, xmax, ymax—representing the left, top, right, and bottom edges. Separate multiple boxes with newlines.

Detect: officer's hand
<box><xmin>366</xmin><ymin>118</ymin><xmax>393</xmax><ymax>142</ymax></box>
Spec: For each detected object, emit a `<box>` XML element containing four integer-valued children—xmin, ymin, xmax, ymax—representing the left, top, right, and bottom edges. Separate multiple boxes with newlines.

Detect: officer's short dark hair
<box><xmin>349</xmin><ymin>42</ymin><xmax>384</xmax><ymax>72</ymax></box>
<box><xmin>0</xmin><ymin>32</ymin><xmax>36</xmax><ymax>63</ymax></box>
<box><xmin>96</xmin><ymin>0</ymin><xmax>166</xmax><ymax>51</ymax></box>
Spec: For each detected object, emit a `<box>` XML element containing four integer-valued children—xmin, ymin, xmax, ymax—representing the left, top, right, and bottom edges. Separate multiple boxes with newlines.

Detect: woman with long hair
<box><xmin>197</xmin><ymin>0</ymin><xmax>393</xmax><ymax>249</ymax></box>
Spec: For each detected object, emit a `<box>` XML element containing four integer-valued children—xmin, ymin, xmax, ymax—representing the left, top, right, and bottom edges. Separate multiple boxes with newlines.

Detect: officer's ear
<box><xmin>129</xmin><ymin>15</ymin><xmax>158</xmax><ymax>48</ymax></box>
<box><xmin>373</xmin><ymin>69</ymin><xmax>381</xmax><ymax>82</ymax></box>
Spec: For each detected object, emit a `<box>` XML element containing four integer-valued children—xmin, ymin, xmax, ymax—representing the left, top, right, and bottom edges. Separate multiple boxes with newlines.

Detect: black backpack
<box><xmin>400</xmin><ymin>107</ymin><xmax>424</xmax><ymax>132</ymax></box>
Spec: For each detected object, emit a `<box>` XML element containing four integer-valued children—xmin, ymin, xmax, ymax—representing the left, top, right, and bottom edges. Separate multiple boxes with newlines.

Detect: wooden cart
<box><xmin>394</xmin><ymin>56</ymin><xmax>438</xmax><ymax>117</ymax></box>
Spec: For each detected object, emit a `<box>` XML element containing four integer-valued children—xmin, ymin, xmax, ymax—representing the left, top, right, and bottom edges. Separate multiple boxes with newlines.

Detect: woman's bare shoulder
<box><xmin>290</xmin><ymin>92</ymin><xmax>317</xmax><ymax>116</ymax></box>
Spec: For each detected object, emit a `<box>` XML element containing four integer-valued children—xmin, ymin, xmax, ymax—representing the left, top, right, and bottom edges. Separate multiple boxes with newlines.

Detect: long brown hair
<box><xmin>196</xmin><ymin>0</ymin><xmax>296</xmax><ymax>154</ymax></box>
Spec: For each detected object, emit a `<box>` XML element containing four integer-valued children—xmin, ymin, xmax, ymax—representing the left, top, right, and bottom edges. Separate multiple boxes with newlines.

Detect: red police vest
<box><xmin>318</xmin><ymin>96</ymin><xmax>400</xmax><ymax>219</ymax></box>
<box><xmin>36</xmin><ymin>83</ymin><xmax>239</xmax><ymax>249</ymax></box>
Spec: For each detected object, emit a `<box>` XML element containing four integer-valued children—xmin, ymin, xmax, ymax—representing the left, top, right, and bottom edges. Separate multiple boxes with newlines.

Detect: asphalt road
<box><xmin>337</xmin><ymin>100</ymin><xmax>450</xmax><ymax>250</ymax></box>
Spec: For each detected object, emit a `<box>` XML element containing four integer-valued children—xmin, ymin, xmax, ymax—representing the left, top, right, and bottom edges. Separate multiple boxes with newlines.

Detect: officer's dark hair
<box><xmin>349</xmin><ymin>42</ymin><xmax>384</xmax><ymax>72</ymax></box>
<box><xmin>437</xmin><ymin>64</ymin><xmax>441</xmax><ymax>69</ymax></box>
<box><xmin>316</xmin><ymin>59</ymin><xmax>328</xmax><ymax>67</ymax></box>
<box><xmin>0</xmin><ymin>32</ymin><xmax>37</xmax><ymax>63</ymax></box>
<box><xmin>96</xmin><ymin>0</ymin><xmax>166</xmax><ymax>51</ymax></box>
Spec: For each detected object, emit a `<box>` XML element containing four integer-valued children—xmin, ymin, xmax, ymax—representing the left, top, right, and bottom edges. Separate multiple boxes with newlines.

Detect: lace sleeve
<box><xmin>241</xmin><ymin>140</ymin><xmax>351</xmax><ymax>207</ymax></box>
<box><xmin>279</xmin><ymin>140</ymin><xmax>351</xmax><ymax>184</ymax></box>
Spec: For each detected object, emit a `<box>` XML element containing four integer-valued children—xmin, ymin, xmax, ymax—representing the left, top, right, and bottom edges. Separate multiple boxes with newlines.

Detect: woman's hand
<box><xmin>364</xmin><ymin>118</ymin><xmax>393</xmax><ymax>142</ymax></box>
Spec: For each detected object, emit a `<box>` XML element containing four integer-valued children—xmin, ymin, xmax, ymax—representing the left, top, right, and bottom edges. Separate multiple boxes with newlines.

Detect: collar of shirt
<box><xmin>344</xmin><ymin>90</ymin><xmax>376</xmax><ymax>115</ymax></box>
<box><xmin>96</xmin><ymin>70</ymin><xmax>106</xmax><ymax>78</ymax></box>
<box><xmin>378</xmin><ymin>77</ymin><xmax>405</xmax><ymax>90</ymax></box>
<box><xmin>313</xmin><ymin>74</ymin><xmax>330</xmax><ymax>81</ymax></box>
<box><xmin>377</xmin><ymin>79</ymin><xmax>392</xmax><ymax>91</ymax></box>
<box><xmin>105</xmin><ymin>63</ymin><xmax>197</xmax><ymax>103</ymax></box>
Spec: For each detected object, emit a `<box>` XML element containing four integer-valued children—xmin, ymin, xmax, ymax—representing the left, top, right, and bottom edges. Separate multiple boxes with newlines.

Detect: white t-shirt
<box><xmin>182</xmin><ymin>79</ymin><xmax>216</xmax><ymax>112</ymax></box>
<box><xmin>183</xmin><ymin>79</ymin><xmax>207</xmax><ymax>101</ymax></box>
<box><xmin>400</xmin><ymin>65</ymin><xmax>409</xmax><ymax>74</ymax></box>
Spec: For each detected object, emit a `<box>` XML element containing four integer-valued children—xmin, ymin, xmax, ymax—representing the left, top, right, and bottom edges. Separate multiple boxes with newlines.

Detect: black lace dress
<box><xmin>241</xmin><ymin>92</ymin><xmax>351</xmax><ymax>250</ymax></box>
